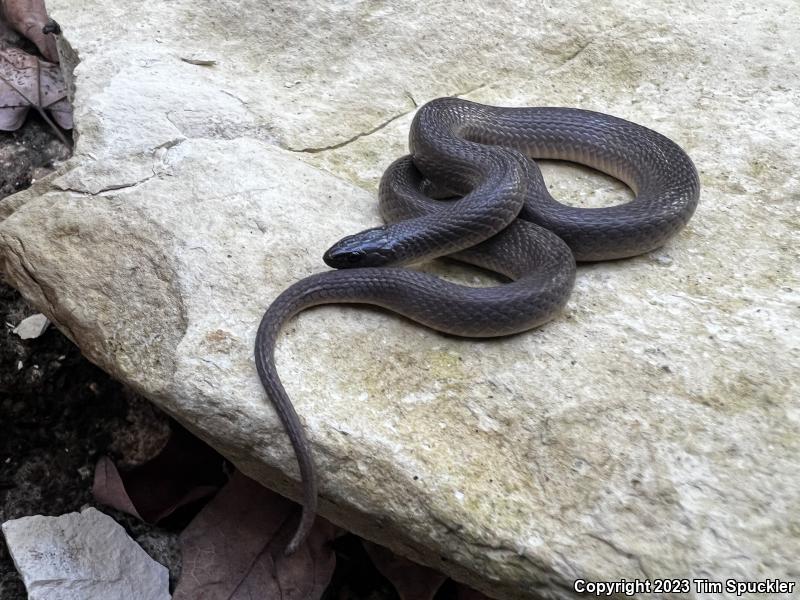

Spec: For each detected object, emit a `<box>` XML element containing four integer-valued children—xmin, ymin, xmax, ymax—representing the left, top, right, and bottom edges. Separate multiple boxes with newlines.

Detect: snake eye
<box><xmin>346</xmin><ymin>251</ymin><xmax>362</xmax><ymax>264</ymax></box>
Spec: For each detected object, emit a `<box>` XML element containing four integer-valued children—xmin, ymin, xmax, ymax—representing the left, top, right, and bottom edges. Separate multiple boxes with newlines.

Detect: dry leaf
<box><xmin>173</xmin><ymin>471</ymin><xmax>336</xmax><ymax>600</ymax></box>
<box><xmin>93</xmin><ymin>456</ymin><xmax>144</xmax><ymax>518</ymax></box>
<box><xmin>362</xmin><ymin>540</ymin><xmax>447</xmax><ymax>600</ymax></box>
<box><xmin>1</xmin><ymin>0</ymin><xmax>59</xmax><ymax>62</ymax></box>
<box><xmin>0</xmin><ymin>46</ymin><xmax>71</xmax><ymax>144</ymax></box>
<box><xmin>363</xmin><ymin>539</ymin><xmax>495</xmax><ymax>600</ymax></box>
<box><xmin>92</xmin><ymin>424</ymin><xmax>227</xmax><ymax>523</ymax></box>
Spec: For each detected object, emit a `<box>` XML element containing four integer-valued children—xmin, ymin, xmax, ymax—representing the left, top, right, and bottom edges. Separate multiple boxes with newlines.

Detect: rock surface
<box><xmin>1</xmin><ymin>507</ymin><xmax>169</xmax><ymax>599</ymax></box>
<box><xmin>0</xmin><ymin>0</ymin><xmax>798</xmax><ymax>598</ymax></box>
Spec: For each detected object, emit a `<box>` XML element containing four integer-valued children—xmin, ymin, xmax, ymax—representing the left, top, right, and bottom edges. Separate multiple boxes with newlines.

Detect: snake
<box><xmin>254</xmin><ymin>97</ymin><xmax>700</xmax><ymax>553</ymax></box>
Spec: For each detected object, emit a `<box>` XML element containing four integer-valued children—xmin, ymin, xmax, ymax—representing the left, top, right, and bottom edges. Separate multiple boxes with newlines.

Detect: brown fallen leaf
<box><xmin>0</xmin><ymin>46</ymin><xmax>71</xmax><ymax>144</ymax></box>
<box><xmin>362</xmin><ymin>540</ymin><xmax>447</xmax><ymax>600</ymax></box>
<box><xmin>92</xmin><ymin>424</ymin><xmax>227</xmax><ymax>523</ymax></box>
<box><xmin>1</xmin><ymin>0</ymin><xmax>59</xmax><ymax>62</ymax></box>
<box><xmin>173</xmin><ymin>471</ymin><xmax>336</xmax><ymax>600</ymax></box>
<box><xmin>93</xmin><ymin>456</ymin><xmax>143</xmax><ymax>518</ymax></box>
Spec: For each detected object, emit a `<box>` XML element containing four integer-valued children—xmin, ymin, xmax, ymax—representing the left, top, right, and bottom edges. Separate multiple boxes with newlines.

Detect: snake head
<box><xmin>323</xmin><ymin>226</ymin><xmax>398</xmax><ymax>268</ymax></box>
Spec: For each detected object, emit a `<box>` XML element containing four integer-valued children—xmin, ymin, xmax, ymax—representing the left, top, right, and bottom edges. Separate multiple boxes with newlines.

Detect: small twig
<box><xmin>31</xmin><ymin>56</ymin><xmax>71</xmax><ymax>146</ymax></box>
<box><xmin>35</xmin><ymin>105</ymin><xmax>71</xmax><ymax>146</ymax></box>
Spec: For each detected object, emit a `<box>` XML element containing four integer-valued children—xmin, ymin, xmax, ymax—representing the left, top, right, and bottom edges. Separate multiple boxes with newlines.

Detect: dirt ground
<box><xmin>0</xmin><ymin>111</ymin><xmax>418</xmax><ymax>599</ymax></box>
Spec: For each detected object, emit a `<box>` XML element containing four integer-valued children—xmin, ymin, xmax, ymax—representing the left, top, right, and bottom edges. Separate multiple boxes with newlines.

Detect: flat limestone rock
<box><xmin>1</xmin><ymin>507</ymin><xmax>169</xmax><ymax>600</ymax></box>
<box><xmin>0</xmin><ymin>0</ymin><xmax>798</xmax><ymax>597</ymax></box>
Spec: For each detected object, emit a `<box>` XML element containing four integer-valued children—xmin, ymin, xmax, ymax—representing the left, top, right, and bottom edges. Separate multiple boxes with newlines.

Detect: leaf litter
<box><xmin>0</xmin><ymin>46</ymin><xmax>71</xmax><ymax>144</ymax></box>
<box><xmin>92</xmin><ymin>426</ymin><xmax>339</xmax><ymax>599</ymax></box>
<box><xmin>92</xmin><ymin>424</ymin><xmax>227</xmax><ymax>523</ymax></box>
<box><xmin>363</xmin><ymin>540</ymin><xmax>447</xmax><ymax>600</ymax></box>
<box><xmin>0</xmin><ymin>0</ymin><xmax>58</xmax><ymax>62</ymax></box>
<box><xmin>174</xmin><ymin>472</ymin><xmax>337</xmax><ymax>600</ymax></box>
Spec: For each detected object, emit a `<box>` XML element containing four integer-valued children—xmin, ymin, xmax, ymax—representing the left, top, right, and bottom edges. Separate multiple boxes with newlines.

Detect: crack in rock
<box><xmin>285</xmin><ymin>84</ymin><xmax>488</xmax><ymax>155</ymax></box>
<box><xmin>287</xmin><ymin>107</ymin><xmax>415</xmax><ymax>154</ymax></box>
<box><xmin>53</xmin><ymin>141</ymin><xmax>182</xmax><ymax>197</ymax></box>
<box><xmin>55</xmin><ymin>168</ymin><xmax>159</xmax><ymax>197</ymax></box>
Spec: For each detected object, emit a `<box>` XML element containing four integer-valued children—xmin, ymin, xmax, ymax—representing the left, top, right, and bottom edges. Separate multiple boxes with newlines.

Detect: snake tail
<box><xmin>255</xmin><ymin>97</ymin><xmax>700</xmax><ymax>554</ymax></box>
<box><xmin>255</xmin><ymin>241</ymin><xmax>575</xmax><ymax>552</ymax></box>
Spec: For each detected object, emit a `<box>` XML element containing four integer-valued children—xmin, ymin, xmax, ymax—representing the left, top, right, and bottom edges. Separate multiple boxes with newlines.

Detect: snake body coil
<box><xmin>255</xmin><ymin>98</ymin><xmax>700</xmax><ymax>553</ymax></box>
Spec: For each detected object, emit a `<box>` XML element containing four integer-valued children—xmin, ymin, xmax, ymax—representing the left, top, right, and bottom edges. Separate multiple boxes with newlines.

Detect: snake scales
<box><xmin>255</xmin><ymin>97</ymin><xmax>700</xmax><ymax>553</ymax></box>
